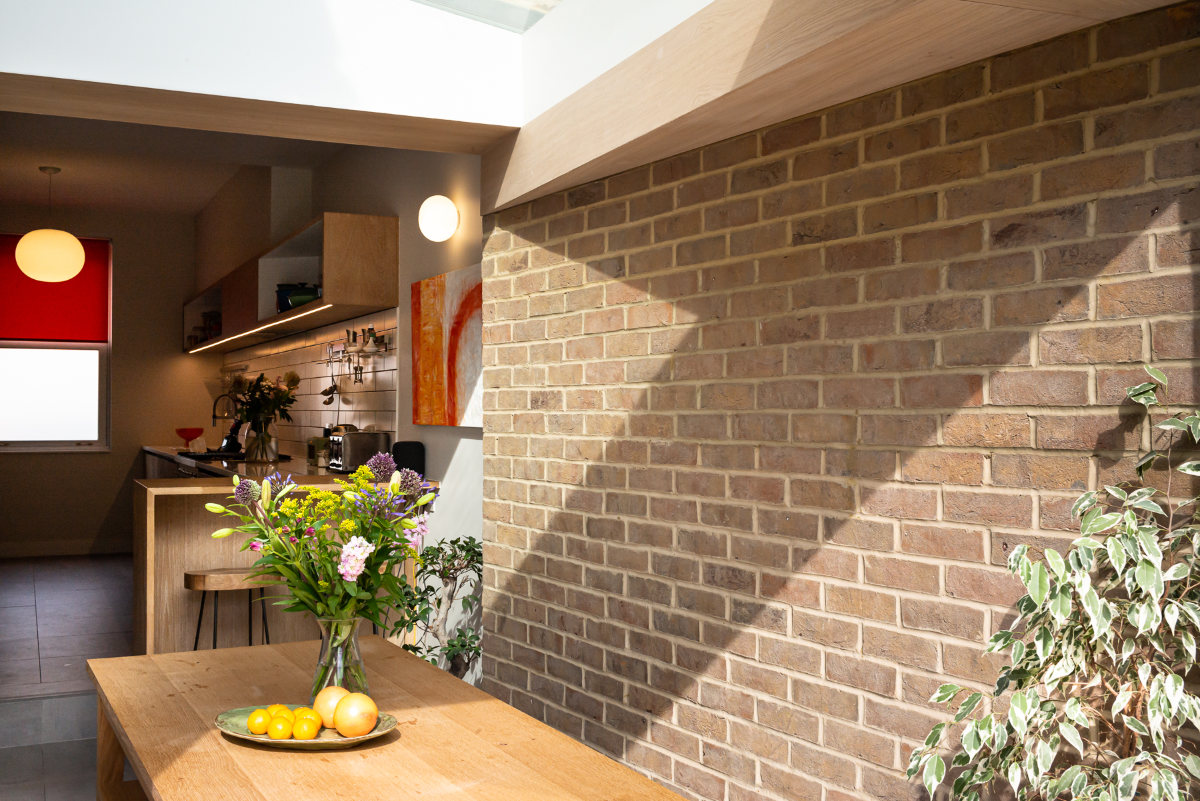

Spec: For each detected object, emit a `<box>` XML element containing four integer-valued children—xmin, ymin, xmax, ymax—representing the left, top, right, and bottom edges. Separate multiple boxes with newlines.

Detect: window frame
<box><xmin>0</xmin><ymin>339</ymin><xmax>112</xmax><ymax>452</ymax></box>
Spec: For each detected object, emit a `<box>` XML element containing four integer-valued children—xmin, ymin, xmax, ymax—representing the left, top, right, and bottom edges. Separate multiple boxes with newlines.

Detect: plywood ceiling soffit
<box><xmin>0</xmin><ymin>73</ymin><xmax>518</xmax><ymax>156</ymax></box>
<box><xmin>481</xmin><ymin>0</ymin><xmax>1171</xmax><ymax>212</ymax></box>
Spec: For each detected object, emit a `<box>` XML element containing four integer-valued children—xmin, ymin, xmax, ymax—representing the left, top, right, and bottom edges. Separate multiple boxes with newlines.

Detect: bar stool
<box><xmin>184</xmin><ymin>568</ymin><xmax>272</xmax><ymax>650</ymax></box>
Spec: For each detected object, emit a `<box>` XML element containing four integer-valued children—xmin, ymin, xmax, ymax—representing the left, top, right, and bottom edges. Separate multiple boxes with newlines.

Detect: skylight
<box><xmin>413</xmin><ymin>0</ymin><xmax>563</xmax><ymax>32</ymax></box>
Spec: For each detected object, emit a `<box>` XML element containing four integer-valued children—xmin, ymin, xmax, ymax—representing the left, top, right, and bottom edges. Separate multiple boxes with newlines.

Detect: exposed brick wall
<box><xmin>480</xmin><ymin>5</ymin><xmax>1200</xmax><ymax>800</ymax></box>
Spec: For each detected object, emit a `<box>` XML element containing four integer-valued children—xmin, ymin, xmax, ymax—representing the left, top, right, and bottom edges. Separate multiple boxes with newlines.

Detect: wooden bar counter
<box><xmin>133</xmin><ymin>475</ymin><xmax>344</xmax><ymax>654</ymax></box>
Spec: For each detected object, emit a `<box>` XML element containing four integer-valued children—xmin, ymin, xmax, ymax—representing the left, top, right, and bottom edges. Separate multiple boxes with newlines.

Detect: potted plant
<box><xmin>908</xmin><ymin>367</ymin><xmax>1200</xmax><ymax>801</ymax></box>
<box><xmin>230</xmin><ymin>372</ymin><xmax>300</xmax><ymax>462</ymax></box>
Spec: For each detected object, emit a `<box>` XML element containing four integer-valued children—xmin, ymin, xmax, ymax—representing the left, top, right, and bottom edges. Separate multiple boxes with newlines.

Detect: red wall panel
<box><xmin>0</xmin><ymin>233</ymin><xmax>111</xmax><ymax>342</ymax></box>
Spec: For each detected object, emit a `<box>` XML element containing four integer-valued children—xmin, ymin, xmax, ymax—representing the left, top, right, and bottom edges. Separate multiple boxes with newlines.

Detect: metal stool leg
<box><xmin>193</xmin><ymin>591</ymin><xmax>207</xmax><ymax>651</ymax></box>
<box><xmin>260</xmin><ymin>588</ymin><xmax>270</xmax><ymax>645</ymax></box>
<box><xmin>212</xmin><ymin>591</ymin><xmax>219</xmax><ymax>650</ymax></box>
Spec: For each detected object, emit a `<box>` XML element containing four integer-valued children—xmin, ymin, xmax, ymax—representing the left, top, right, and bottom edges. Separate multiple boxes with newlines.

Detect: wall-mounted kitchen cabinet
<box><xmin>183</xmin><ymin>212</ymin><xmax>398</xmax><ymax>353</ymax></box>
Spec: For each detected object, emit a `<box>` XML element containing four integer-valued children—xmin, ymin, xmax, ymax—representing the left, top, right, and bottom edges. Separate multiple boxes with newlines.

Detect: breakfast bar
<box><xmin>89</xmin><ymin>637</ymin><xmax>682</xmax><ymax>801</ymax></box>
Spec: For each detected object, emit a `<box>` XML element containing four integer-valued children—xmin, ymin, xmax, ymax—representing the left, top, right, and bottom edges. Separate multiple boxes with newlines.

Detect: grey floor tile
<box><xmin>0</xmin><ymin>584</ymin><xmax>35</xmax><ymax>609</ymax></box>
<box><xmin>0</xmin><ymin>637</ymin><xmax>39</xmax><ymax>664</ymax></box>
<box><xmin>0</xmin><ymin>681</ymin><xmax>94</xmax><ymax>703</ymax></box>
<box><xmin>40</xmin><ymin>694</ymin><xmax>97</xmax><ymax>744</ymax></box>
<box><xmin>0</xmin><ymin>699</ymin><xmax>45</xmax><ymax>749</ymax></box>
<box><xmin>0</xmin><ymin>659</ymin><xmax>40</xmax><ymax>686</ymax></box>
<box><xmin>0</xmin><ymin>606</ymin><xmax>37</xmax><ymax>628</ymax></box>
<box><xmin>35</xmin><ymin>618</ymin><xmax>132</xmax><ymax>639</ymax></box>
<box><xmin>41</xmin><ymin>740</ymin><xmax>95</xmax><ymax>778</ymax></box>
<box><xmin>43</xmin><ymin>775</ymin><xmax>93</xmax><ymax>801</ymax></box>
<box><xmin>0</xmin><ymin>779</ymin><xmax>44</xmax><ymax>801</ymax></box>
<box><xmin>0</xmin><ymin>744</ymin><xmax>44</xmax><ymax>785</ymax></box>
<box><xmin>38</xmin><ymin>632</ymin><xmax>132</xmax><ymax>660</ymax></box>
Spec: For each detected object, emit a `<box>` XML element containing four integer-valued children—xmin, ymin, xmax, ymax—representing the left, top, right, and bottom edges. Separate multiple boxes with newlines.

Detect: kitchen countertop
<box><xmin>143</xmin><ymin>445</ymin><xmax>342</xmax><ymax>481</ymax></box>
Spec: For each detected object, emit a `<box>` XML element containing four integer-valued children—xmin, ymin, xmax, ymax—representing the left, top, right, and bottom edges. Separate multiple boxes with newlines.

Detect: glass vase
<box><xmin>244</xmin><ymin>420</ymin><xmax>278</xmax><ymax>462</ymax></box>
<box><xmin>311</xmin><ymin>617</ymin><xmax>368</xmax><ymax>701</ymax></box>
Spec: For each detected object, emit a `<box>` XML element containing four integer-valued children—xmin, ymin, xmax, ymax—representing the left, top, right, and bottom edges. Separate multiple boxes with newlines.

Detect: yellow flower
<box><xmin>339</xmin><ymin>519</ymin><xmax>358</xmax><ymax>534</ymax></box>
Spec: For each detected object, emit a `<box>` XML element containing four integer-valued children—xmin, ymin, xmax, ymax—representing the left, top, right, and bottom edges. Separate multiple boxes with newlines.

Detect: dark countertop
<box><xmin>142</xmin><ymin>445</ymin><xmax>342</xmax><ymax>481</ymax></box>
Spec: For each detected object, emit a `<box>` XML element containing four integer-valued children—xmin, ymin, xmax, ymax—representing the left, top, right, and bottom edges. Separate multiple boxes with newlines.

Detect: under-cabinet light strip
<box><xmin>188</xmin><ymin>304</ymin><xmax>334</xmax><ymax>354</ymax></box>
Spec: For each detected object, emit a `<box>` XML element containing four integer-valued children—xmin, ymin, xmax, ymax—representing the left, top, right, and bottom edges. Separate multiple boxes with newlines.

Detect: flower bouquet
<box><xmin>207</xmin><ymin>453</ymin><xmax>436</xmax><ymax>699</ymax></box>
<box><xmin>230</xmin><ymin>372</ymin><xmax>300</xmax><ymax>461</ymax></box>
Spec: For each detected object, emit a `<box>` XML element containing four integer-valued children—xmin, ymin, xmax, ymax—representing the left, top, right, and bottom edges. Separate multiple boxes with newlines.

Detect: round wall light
<box><xmin>418</xmin><ymin>194</ymin><xmax>459</xmax><ymax>242</ymax></box>
<box><xmin>16</xmin><ymin>228</ymin><xmax>86</xmax><ymax>282</ymax></box>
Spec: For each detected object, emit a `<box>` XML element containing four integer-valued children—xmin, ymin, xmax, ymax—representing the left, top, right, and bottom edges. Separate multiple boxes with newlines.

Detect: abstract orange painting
<box><xmin>411</xmin><ymin>264</ymin><xmax>483</xmax><ymax>426</ymax></box>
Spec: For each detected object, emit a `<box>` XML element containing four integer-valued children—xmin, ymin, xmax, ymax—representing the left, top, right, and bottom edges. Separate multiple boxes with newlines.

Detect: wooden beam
<box><xmin>0</xmin><ymin>72</ymin><xmax>517</xmax><ymax>156</ymax></box>
<box><xmin>481</xmin><ymin>0</ymin><xmax>1168</xmax><ymax>212</ymax></box>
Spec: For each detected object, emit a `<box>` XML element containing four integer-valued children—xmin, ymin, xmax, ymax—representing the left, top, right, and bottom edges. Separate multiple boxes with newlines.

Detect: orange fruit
<box><xmin>313</xmin><ymin>686</ymin><xmax>350</xmax><ymax>728</ymax></box>
<box><xmin>266</xmin><ymin>716</ymin><xmax>293</xmax><ymax>740</ymax></box>
<box><xmin>333</xmin><ymin>693</ymin><xmax>378</xmax><ymax>738</ymax></box>
<box><xmin>266</xmin><ymin>703</ymin><xmax>290</xmax><ymax>718</ymax></box>
<box><xmin>246</xmin><ymin>709</ymin><xmax>271</xmax><ymax>735</ymax></box>
<box><xmin>271</xmin><ymin>707</ymin><xmax>295</xmax><ymax>724</ymax></box>
<box><xmin>292</xmin><ymin>717</ymin><xmax>320</xmax><ymax>741</ymax></box>
<box><xmin>294</xmin><ymin>707</ymin><xmax>321</xmax><ymax>725</ymax></box>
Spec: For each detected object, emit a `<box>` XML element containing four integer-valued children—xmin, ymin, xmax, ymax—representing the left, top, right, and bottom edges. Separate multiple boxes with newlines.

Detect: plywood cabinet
<box><xmin>183</xmin><ymin>212</ymin><xmax>398</xmax><ymax>353</ymax></box>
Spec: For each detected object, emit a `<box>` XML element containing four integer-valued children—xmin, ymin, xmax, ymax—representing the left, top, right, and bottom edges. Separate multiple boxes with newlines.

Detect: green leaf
<box><xmin>923</xmin><ymin>755</ymin><xmax>945</xmax><ymax>799</ymax></box>
<box><xmin>1106</xmin><ymin>537</ymin><xmax>1128</xmax><ymax>573</ymax></box>
<box><xmin>1122</xmin><ymin>715</ymin><xmax>1148</xmax><ymax>736</ymax></box>
<box><xmin>1135</xmin><ymin>559</ymin><xmax>1164</xmax><ymax>600</ymax></box>
<box><xmin>1044</xmin><ymin>548</ymin><xmax>1065</xmax><ymax>579</ymax></box>
<box><xmin>954</xmin><ymin>692</ymin><xmax>983</xmax><ymax>722</ymax></box>
<box><xmin>1082</xmin><ymin>512</ymin><xmax>1121</xmax><ymax>536</ymax></box>
<box><xmin>1072</xmin><ymin>491</ymin><xmax>1099</xmax><ymax>517</ymax></box>
<box><xmin>1036</xmin><ymin>739</ymin><xmax>1055</xmax><ymax>774</ymax></box>
<box><xmin>1049</xmin><ymin>586</ymin><xmax>1071</xmax><ymax>622</ymax></box>
<box><xmin>1183</xmin><ymin>755</ymin><xmax>1200</xmax><ymax>780</ymax></box>
<box><xmin>1156</xmin><ymin>418</ymin><xmax>1189</xmax><ymax>431</ymax></box>
<box><xmin>1135</xmin><ymin>450</ymin><xmax>1158</xmax><ymax>479</ymax></box>
<box><xmin>923</xmin><ymin>722</ymin><xmax>946</xmax><ymax>748</ymax></box>
<box><xmin>930</xmin><ymin>683</ymin><xmax>962</xmax><ymax>704</ymax></box>
<box><xmin>1034</xmin><ymin>626</ymin><xmax>1052</xmax><ymax>662</ymax></box>
<box><xmin>1144</xmin><ymin>365</ymin><xmax>1167</xmax><ymax>386</ymax></box>
<box><xmin>1113</xmin><ymin>686</ymin><xmax>1133</xmax><ymax>717</ymax></box>
<box><xmin>962</xmin><ymin>723</ymin><xmax>982</xmax><ymax>758</ymax></box>
<box><xmin>1163</xmin><ymin>562</ymin><xmax>1188</xmax><ymax>581</ymax></box>
<box><xmin>1059</xmin><ymin>722</ymin><xmax>1085</xmax><ymax>755</ymax></box>
<box><xmin>1177</xmin><ymin>461</ymin><xmax>1200</xmax><ymax>477</ymax></box>
<box><xmin>1025</xmin><ymin>562</ymin><xmax>1050</xmax><ymax>606</ymax></box>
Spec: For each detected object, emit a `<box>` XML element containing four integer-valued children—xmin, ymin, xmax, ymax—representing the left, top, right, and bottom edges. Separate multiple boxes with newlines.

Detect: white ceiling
<box><xmin>412</xmin><ymin>0</ymin><xmax>564</xmax><ymax>31</ymax></box>
<box><xmin>0</xmin><ymin>113</ymin><xmax>346</xmax><ymax>216</ymax></box>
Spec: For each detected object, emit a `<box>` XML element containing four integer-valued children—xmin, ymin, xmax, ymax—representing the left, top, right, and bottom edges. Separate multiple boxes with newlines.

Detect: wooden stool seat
<box><xmin>184</xmin><ymin>568</ymin><xmax>277</xmax><ymax>650</ymax></box>
<box><xmin>184</xmin><ymin>567</ymin><xmax>271</xmax><ymax>592</ymax></box>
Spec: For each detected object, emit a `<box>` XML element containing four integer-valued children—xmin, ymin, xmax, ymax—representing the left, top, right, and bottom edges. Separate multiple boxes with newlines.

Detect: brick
<box><xmin>990</xmin><ymin>369</ymin><xmax>1088</xmax><ymax>405</ymax></box>
<box><xmin>823</xmin><ymin>377</ymin><xmax>895</xmax><ymax>408</ymax></box>
<box><xmin>901</xmin><ymin>450</ymin><xmax>984</xmax><ymax>485</ymax></box>
<box><xmin>731</xmin><ymin>158</ymin><xmax>788</xmax><ymax>194</ymax></box>
<box><xmin>761</xmin><ymin>763</ymin><xmax>822</xmax><ymax>801</ymax></box>
<box><xmin>763</xmin><ymin>117</ymin><xmax>821</xmax><ymax>155</ymax></box>
<box><xmin>762</xmin><ymin>183</ymin><xmax>822</xmax><ymax>220</ymax></box>
<box><xmin>824</xmin><ymin>517</ymin><xmax>893</xmax><ymax>551</ymax></box>
<box><xmin>942</xmin><ymin>413</ymin><xmax>1030</xmax><ymax>447</ymax></box>
<box><xmin>1099</xmin><ymin>274</ymin><xmax>1197</xmax><ymax>319</ymax></box>
<box><xmin>826</xmin><ymin>307</ymin><xmax>895</xmax><ymax>339</ymax></box>
<box><xmin>899</xmin><ymin>145</ymin><xmax>982</xmax><ymax>190</ymax></box>
<box><xmin>760</xmin><ymin>314</ymin><xmax>820</xmax><ymax>346</ymax></box>
<box><xmin>901</xmin><ymin>598</ymin><xmax>984</xmax><ymax>641</ymax></box>
<box><xmin>827</xmin><ymin>91</ymin><xmax>897</xmax><ymax>136</ymax></box>
<box><xmin>826</xmin><ymin>237</ymin><xmax>894</xmax><ymax>273</ymax></box>
<box><xmin>825</xmin><ymin>449</ymin><xmax>896</xmax><ymax>481</ymax></box>
<box><xmin>946</xmin><ymin>565</ymin><xmax>1026</xmax><ymax>606</ymax></box>
<box><xmin>1041</xmin><ymin>152</ymin><xmax>1145</xmax><ymax>201</ymax></box>
<box><xmin>652</xmin><ymin>151</ymin><xmax>702</xmax><ymax>185</ymax></box>
<box><xmin>1095</xmin><ymin>185</ymin><xmax>1198</xmax><ymax>234</ymax></box>
<box><xmin>1152</xmin><ymin>320</ymin><xmax>1200</xmax><ymax>359</ymax></box>
<box><xmin>863</xmin><ymin>265</ymin><xmax>940</xmax><ymax>302</ymax></box>
<box><xmin>826</xmin><ymin>165</ymin><xmax>898</xmax><ymax>205</ymax></box>
<box><xmin>864</xmin><ymin>118</ymin><xmax>941</xmax><ymax>162</ymax></box>
<box><xmin>761</xmin><ymin>445</ymin><xmax>821</xmax><ymax>473</ymax></box>
<box><xmin>792</xmin><ymin>613</ymin><xmax>859</xmax><ymax>653</ymax></box>
<box><xmin>990</xmin><ymin>30</ymin><xmax>1089</xmax><ymax>91</ymax></box>
<box><xmin>790</xmin><ymin>208</ymin><xmax>858</xmax><ymax>246</ymax></box>
<box><xmin>704</xmin><ymin>197</ymin><xmax>758</xmax><ymax>231</ymax></box>
<box><xmin>860</xmin><ymin>414</ymin><xmax>937</xmax><ymax>447</ymax></box>
<box><xmin>788</xmin><ymin>343</ymin><xmax>854</xmax><ymax>374</ymax></box>
<box><xmin>1043</xmin><ymin>236</ymin><xmax>1148</xmax><ymax>281</ymax></box>
<box><xmin>789</xmin><ymin>741</ymin><xmax>857</xmax><ymax>788</ymax></box>
<box><xmin>902</xmin><ymin>298</ymin><xmax>983</xmax><ymax>333</ymax></box>
<box><xmin>990</xmin><ymin>203</ymin><xmax>1087</xmax><ymax>249</ymax></box>
<box><xmin>794</xmin><ymin>547</ymin><xmax>857</xmax><ymax>580</ymax></box>
<box><xmin>826</xmin><ymin>585</ymin><xmax>897</xmax><ymax>623</ymax></box>
<box><xmin>1160</xmin><ymin>43</ymin><xmax>1200</xmax><ymax>91</ymax></box>
<box><xmin>793</xmin><ymin>142</ymin><xmax>859</xmax><ymax>180</ymax></box>
<box><xmin>901</xmin><ymin>523</ymin><xmax>985</xmax><ymax>562</ymax></box>
<box><xmin>677</xmin><ymin>235</ymin><xmax>727</xmax><ymax>266</ymax></box>
<box><xmin>791</xmin><ymin>479</ymin><xmax>854</xmax><ymax>511</ymax></box>
<box><xmin>992</xmin><ymin>453</ymin><xmax>1090</xmax><ymax>491</ymax></box>
<box><xmin>1043</xmin><ymin>62</ymin><xmax>1148</xmax><ymax>119</ymax></box>
<box><xmin>757</xmin><ymin>379</ymin><xmax>819</xmax><ymax>409</ymax></box>
<box><xmin>859</xmin><ymin>485</ymin><xmax>938</xmax><ymax>520</ymax></box>
<box><xmin>942</xmin><ymin>643</ymin><xmax>1008</xmax><ymax>685</ymax></box>
<box><xmin>1156</xmin><ymin>138</ymin><xmax>1200</xmax><ymax>180</ymax></box>
<box><xmin>792</xmin><ymin>275</ymin><xmax>858</xmax><ymax>310</ymax></box>
<box><xmin>865</xmin><ymin>698</ymin><xmax>943</xmax><ymax>744</ymax></box>
<box><xmin>1096</xmin><ymin>3</ymin><xmax>1200</xmax><ymax>61</ymax></box>
<box><xmin>901</xmin><ymin>222</ymin><xmax>983</xmax><ymax>262</ymax></box>
<box><xmin>864</xmin><ymin>555</ymin><xmax>939</xmax><ymax>594</ymax></box>
<box><xmin>702</xmin><ymin>134</ymin><xmax>758</xmax><ymax>171</ymax></box>
<box><xmin>824</xmin><ymin>719</ymin><xmax>895</xmax><ymax>768</ymax></box>
<box><xmin>826</xmin><ymin>653</ymin><xmax>896</xmax><ymax>697</ymax></box>
<box><xmin>993</xmin><ymin>285</ymin><xmax>1089</xmax><ymax>326</ymax></box>
<box><xmin>947</xmin><ymin>91</ymin><xmax>1035</xmax><ymax>143</ymax></box>
<box><xmin>793</xmin><ymin>414</ymin><xmax>856</xmax><ymax>443</ymax></box>
<box><xmin>944</xmin><ymin>489</ymin><xmax>1032</xmax><ymax>528</ymax></box>
<box><xmin>1039</xmin><ymin>324</ymin><xmax>1143</xmax><ymax>364</ymax></box>
<box><xmin>1036</xmin><ymin>412</ymin><xmax>1140</xmax><ymax>451</ymax></box>
<box><xmin>988</xmin><ymin>121</ymin><xmax>1084</xmax><ymax>171</ymax></box>
<box><xmin>863</xmin><ymin>626</ymin><xmax>938</xmax><ymax>671</ymax></box>
<box><xmin>947</xmin><ymin>252</ymin><xmax>1035</xmax><ymax>291</ymax></box>
<box><xmin>901</xmin><ymin>64</ymin><xmax>985</xmax><ymax>114</ymax></box>
<box><xmin>945</xmin><ymin>173</ymin><xmax>1034</xmax><ymax>219</ymax></box>
<box><xmin>900</xmin><ymin>374</ymin><xmax>982</xmax><ymax>409</ymax></box>
<box><xmin>944</xmin><ymin>330</ymin><xmax>1031</xmax><ymax>367</ymax></box>
<box><xmin>860</xmin><ymin>339</ymin><xmax>935</xmax><ymax>371</ymax></box>
<box><xmin>863</xmin><ymin>193</ymin><xmax>938</xmax><ymax>233</ymax></box>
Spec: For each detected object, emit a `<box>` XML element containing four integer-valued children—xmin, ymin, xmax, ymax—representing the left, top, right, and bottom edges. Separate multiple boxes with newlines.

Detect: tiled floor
<box><xmin>0</xmin><ymin>555</ymin><xmax>133</xmax><ymax>800</ymax></box>
<box><xmin>0</xmin><ymin>555</ymin><xmax>134</xmax><ymax>700</ymax></box>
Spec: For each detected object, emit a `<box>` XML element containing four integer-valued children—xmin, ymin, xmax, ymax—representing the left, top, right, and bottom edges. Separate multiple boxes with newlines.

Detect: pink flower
<box><xmin>281</xmin><ymin>525</ymin><xmax>291</xmax><ymax>533</ymax></box>
<box><xmin>289</xmin><ymin>536</ymin><xmax>298</xmax><ymax>543</ymax></box>
<box><xmin>305</xmin><ymin>526</ymin><xmax>316</xmax><ymax>536</ymax></box>
<box><xmin>250</xmin><ymin>541</ymin><xmax>262</xmax><ymax>551</ymax></box>
<box><xmin>338</xmin><ymin>536</ymin><xmax>375</xmax><ymax>581</ymax></box>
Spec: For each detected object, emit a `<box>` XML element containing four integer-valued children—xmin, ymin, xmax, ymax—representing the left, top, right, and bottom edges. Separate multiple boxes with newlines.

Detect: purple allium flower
<box><xmin>250</xmin><ymin>541</ymin><xmax>262</xmax><ymax>552</ymax></box>
<box><xmin>234</xmin><ymin>479</ymin><xmax>261</xmax><ymax>506</ymax></box>
<box><xmin>396</xmin><ymin>468</ymin><xmax>423</xmax><ymax>497</ymax></box>
<box><xmin>338</xmin><ymin>536</ymin><xmax>375</xmax><ymax>581</ymax></box>
<box><xmin>366</xmin><ymin>452</ymin><xmax>397</xmax><ymax>484</ymax></box>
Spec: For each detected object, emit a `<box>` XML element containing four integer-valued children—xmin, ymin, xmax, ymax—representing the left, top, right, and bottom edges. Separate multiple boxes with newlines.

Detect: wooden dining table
<box><xmin>88</xmin><ymin>636</ymin><xmax>682</xmax><ymax>801</ymax></box>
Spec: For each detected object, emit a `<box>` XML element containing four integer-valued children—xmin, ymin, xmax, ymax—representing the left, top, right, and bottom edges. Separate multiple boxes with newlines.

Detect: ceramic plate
<box><xmin>215</xmin><ymin>704</ymin><xmax>397</xmax><ymax>751</ymax></box>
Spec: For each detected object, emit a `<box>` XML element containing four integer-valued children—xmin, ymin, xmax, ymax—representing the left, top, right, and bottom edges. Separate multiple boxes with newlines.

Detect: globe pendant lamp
<box><xmin>16</xmin><ymin>166</ymin><xmax>85</xmax><ymax>283</ymax></box>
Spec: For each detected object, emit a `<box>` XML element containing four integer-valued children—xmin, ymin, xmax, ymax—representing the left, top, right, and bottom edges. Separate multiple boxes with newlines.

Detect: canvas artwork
<box><xmin>411</xmin><ymin>264</ymin><xmax>483</xmax><ymax>427</ymax></box>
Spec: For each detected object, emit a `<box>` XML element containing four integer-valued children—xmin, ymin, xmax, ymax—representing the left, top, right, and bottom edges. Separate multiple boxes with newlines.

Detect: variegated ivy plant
<box><xmin>907</xmin><ymin>366</ymin><xmax>1200</xmax><ymax>801</ymax></box>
